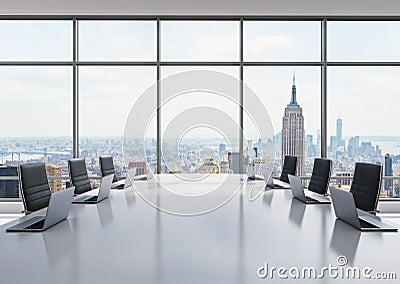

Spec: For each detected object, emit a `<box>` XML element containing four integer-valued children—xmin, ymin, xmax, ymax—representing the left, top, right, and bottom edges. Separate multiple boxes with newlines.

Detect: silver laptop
<box><xmin>330</xmin><ymin>187</ymin><xmax>398</xmax><ymax>232</ymax></box>
<box><xmin>133</xmin><ymin>166</ymin><xmax>156</xmax><ymax>181</ymax></box>
<box><xmin>6</xmin><ymin>186</ymin><xmax>75</xmax><ymax>232</ymax></box>
<box><xmin>248</xmin><ymin>167</ymin><xmax>274</xmax><ymax>201</ymax></box>
<box><xmin>72</xmin><ymin>174</ymin><xmax>113</xmax><ymax>204</ymax></box>
<box><xmin>247</xmin><ymin>166</ymin><xmax>264</xmax><ymax>180</ymax></box>
<box><xmin>120</xmin><ymin>166</ymin><xmax>156</xmax><ymax>189</ymax></box>
<box><xmin>111</xmin><ymin>177</ymin><xmax>126</xmax><ymax>189</ymax></box>
<box><xmin>288</xmin><ymin>174</ymin><xmax>331</xmax><ymax>204</ymax></box>
<box><xmin>272</xmin><ymin>178</ymin><xmax>291</xmax><ymax>189</ymax></box>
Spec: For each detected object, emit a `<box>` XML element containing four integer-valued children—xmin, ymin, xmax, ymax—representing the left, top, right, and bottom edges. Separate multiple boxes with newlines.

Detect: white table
<box><xmin>0</xmin><ymin>174</ymin><xmax>399</xmax><ymax>283</ymax></box>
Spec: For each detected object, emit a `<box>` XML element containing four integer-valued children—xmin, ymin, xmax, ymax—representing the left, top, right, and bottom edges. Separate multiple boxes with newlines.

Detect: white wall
<box><xmin>1</xmin><ymin>0</ymin><xmax>400</xmax><ymax>16</ymax></box>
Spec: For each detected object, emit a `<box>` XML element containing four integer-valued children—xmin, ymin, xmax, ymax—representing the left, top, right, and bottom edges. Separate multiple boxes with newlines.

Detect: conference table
<box><xmin>0</xmin><ymin>174</ymin><xmax>400</xmax><ymax>284</ymax></box>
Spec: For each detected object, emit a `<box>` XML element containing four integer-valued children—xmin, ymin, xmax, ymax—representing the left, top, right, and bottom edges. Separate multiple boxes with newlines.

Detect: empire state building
<box><xmin>281</xmin><ymin>73</ymin><xmax>305</xmax><ymax>176</ymax></box>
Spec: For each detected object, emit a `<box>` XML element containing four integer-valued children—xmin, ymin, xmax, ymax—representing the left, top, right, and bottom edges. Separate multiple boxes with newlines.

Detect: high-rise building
<box><xmin>46</xmin><ymin>163</ymin><xmax>63</xmax><ymax>192</ymax></box>
<box><xmin>384</xmin><ymin>153</ymin><xmax>393</xmax><ymax>197</ymax></box>
<box><xmin>230</xmin><ymin>152</ymin><xmax>240</xmax><ymax>174</ymax></box>
<box><xmin>336</xmin><ymin>117</ymin><xmax>345</xmax><ymax>151</ymax></box>
<box><xmin>220</xmin><ymin>153</ymin><xmax>230</xmax><ymax>173</ymax></box>
<box><xmin>306</xmin><ymin>134</ymin><xmax>315</xmax><ymax>158</ymax></box>
<box><xmin>330</xmin><ymin>136</ymin><xmax>337</xmax><ymax>154</ymax></box>
<box><xmin>316</xmin><ymin>130</ymin><xmax>321</xmax><ymax>156</ymax></box>
<box><xmin>0</xmin><ymin>165</ymin><xmax>19</xmax><ymax>198</ymax></box>
<box><xmin>219</xmin><ymin>143</ymin><xmax>226</xmax><ymax>156</ymax></box>
<box><xmin>281</xmin><ymin>72</ymin><xmax>304</xmax><ymax>176</ymax></box>
<box><xmin>198</xmin><ymin>158</ymin><xmax>220</xmax><ymax>174</ymax></box>
<box><xmin>128</xmin><ymin>161</ymin><xmax>147</xmax><ymax>175</ymax></box>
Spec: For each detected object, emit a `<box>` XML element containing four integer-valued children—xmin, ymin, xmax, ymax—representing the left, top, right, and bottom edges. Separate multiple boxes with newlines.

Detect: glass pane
<box><xmin>328</xmin><ymin>21</ymin><xmax>400</xmax><ymax>61</ymax></box>
<box><xmin>79</xmin><ymin>67</ymin><xmax>156</xmax><ymax>177</ymax></box>
<box><xmin>161</xmin><ymin>21</ymin><xmax>240</xmax><ymax>61</ymax></box>
<box><xmin>0</xmin><ymin>20</ymin><xmax>72</xmax><ymax>61</ymax></box>
<box><xmin>244</xmin><ymin>21</ymin><xmax>321</xmax><ymax>61</ymax></box>
<box><xmin>79</xmin><ymin>21</ymin><xmax>156</xmax><ymax>61</ymax></box>
<box><xmin>244</xmin><ymin>67</ymin><xmax>321</xmax><ymax>176</ymax></box>
<box><xmin>328</xmin><ymin>67</ymin><xmax>400</xmax><ymax>198</ymax></box>
<box><xmin>0</xmin><ymin>67</ymin><xmax>72</xmax><ymax>198</ymax></box>
<box><xmin>160</xmin><ymin>67</ymin><xmax>240</xmax><ymax>174</ymax></box>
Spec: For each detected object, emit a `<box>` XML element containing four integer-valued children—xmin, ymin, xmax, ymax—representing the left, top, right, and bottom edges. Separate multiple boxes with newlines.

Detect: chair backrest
<box><xmin>350</xmin><ymin>162</ymin><xmax>382</xmax><ymax>212</ymax></box>
<box><xmin>68</xmin><ymin>158</ymin><xmax>92</xmax><ymax>195</ymax></box>
<box><xmin>19</xmin><ymin>162</ymin><xmax>51</xmax><ymax>213</ymax></box>
<box><xmin>280</xmin><ymin>155</ymin><xmax>297</xmax><ymax>183</ymax></box>
<box><xmin>99</xmin><ymin>156</ymin><xmax>118</xmax><ymax>183</ymax></box>
<box><xmin>308</xmin><ymin>158</ymin><xmax>332</xmax><ymax>195</ymax></box>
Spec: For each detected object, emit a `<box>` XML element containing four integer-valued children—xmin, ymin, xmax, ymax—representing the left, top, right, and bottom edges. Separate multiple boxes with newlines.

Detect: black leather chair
<box><xmin>308</xmin><ymin>158</ymin><xmax>332</xmax><ymax>195</ymax></box>
<box><xmin>350</xmin><ymin>162</ymin><xmax>382</xmax><ymax>213</ymax></box>
<box><xmin>68</xmin><ymin>158</ymin><xmax>92</xmax><ymax>195</ymax></box>
<box><xmin>99</xmin><ymin>156</ymin><xmax>119</xmax><ymax>183</ymax></box>
<box><xmin>19</xmin><ymin>163</ymin><xmax>51</xmax><ymax>214</ymax></box>
<box><xmin>280</xmin><ymin>155</ymin><xmax>297</xmax><ymax>183</ymax></box>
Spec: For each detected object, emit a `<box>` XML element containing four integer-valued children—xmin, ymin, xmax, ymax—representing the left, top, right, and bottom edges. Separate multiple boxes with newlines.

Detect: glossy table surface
<box><xmin>1</xmin><ymin>174</ymin><xmax>400</xmax><ymax>284</ymax></box>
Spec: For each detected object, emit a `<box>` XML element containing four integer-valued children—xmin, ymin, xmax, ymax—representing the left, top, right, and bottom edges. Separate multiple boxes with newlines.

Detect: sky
<box><xmin>0</xmin><ymin>20</ymin><xmax>399</xmax><ymax>142</ymax></box>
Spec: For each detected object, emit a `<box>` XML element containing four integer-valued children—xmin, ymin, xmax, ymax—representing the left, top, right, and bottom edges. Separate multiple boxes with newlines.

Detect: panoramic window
<box><xmin>0</xmin><ymin>67</ymin><xmax>72</xmax><ymax>197</ymax></box>
<box><xmin>328</xmin><ymin>67</ymin><xmax>400</xmax><ymax>198</ymax></box>
<box><xmin>161</xmin><ymin>21</ymin><xmax>240</xmax><ymax>61</ymax></box>
<box><xmin>0</xmin><ymin>20</ymin><xmax>72</xmax><ymax>61</ymax></box>
<box><xmin>79</xmin><ymin>66</ymin><xmax>156</xmax><ymax>177</ymax></box>
<box><xmin>328</xmin><ymin>21</ymin><xmax>400</xmax><ymax>62</ymax></box>
<box><xmin>79</xmin><ymin>20</ymin><xmax>157</xmax><ymax>61</ymax></box>
<box><xmin>160</xmin><ymin>66</ymin><xmax>240</xmax><ymax>174</ymax></box>
<box><xmin>244</xmin><ymin>21</ymin><xmax>321</xmax><ymax>61</ymax></box>
<box><xmin>244</xmin><ymin>67</ymin><xmax>321</xmax><ymax>176</ymax></box>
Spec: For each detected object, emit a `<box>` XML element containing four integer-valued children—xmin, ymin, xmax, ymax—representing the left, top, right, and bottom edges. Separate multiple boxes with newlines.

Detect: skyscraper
<box><xmin>0</xmin><ymin>165</ymin><xmax>19</xmax><ymax>198</ymax></box>
<box><xmin>384</xmin><ymin>153</ymin><xmax>393</xmax><ymax>197</ymax></box>
<box><xmin>281</xmin><ymin>72</ymin><xmax>304</xmax><ymax>176</ymax></box>
<box><xmin>336</xmin><ymin>117</ymin><xmax>345</xmax><ymax>150</ymax></box>
<box><xmin>336</xmin><ymin>117</ymin><xmax>342</xmax><ymax>144</ymax></box>
<box><xmin>46</xmin><ymin>163</ymin><xmax>63</xmax><ymax>193</ymax></box>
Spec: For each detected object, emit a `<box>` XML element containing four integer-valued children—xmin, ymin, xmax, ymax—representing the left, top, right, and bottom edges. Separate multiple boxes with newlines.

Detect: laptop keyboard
<box><xmin>85</xmin><ymin>196</ymin><xmax>98</xmax><ymax>202</ymax></box>
<box><xmin>25</xmin><ymin>219</ymin><xmax>45</xmax><ymax>230</ymax></box>
<box><xmin>359</xmin><ymin>219</ymin><xmax>378</xmax><ymax>229</ymax></box>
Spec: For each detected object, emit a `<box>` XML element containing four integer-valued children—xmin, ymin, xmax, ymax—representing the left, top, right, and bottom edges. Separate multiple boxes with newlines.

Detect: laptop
<box><xmin>111</xmin><ymin>177</ymin><xmax>126</xmax><ymax>189</ymax></box>
<box><xmin>248</xmin><ymin>167</ymin><xmax>274</xmax><ymax>201</ymax></box>
<box><xmin>272</xmin><ymin>178</ymin><xmax>291</xmax><ymax>189</ymax></box>
<box><xmin>6</xmin><ymin>186</ymin><xmax>75</xmax><ymax>232</ymax></box>
<box><xmin>330</xmin><ymin>187</ymin><xmax>398</xmax><ymax>232</ymax></box>
<box><xmin>133</xmin><ymin>166</ymin><xmax>156</xmax><ymax>181</ymax></box>
<box><xmin>72</xmin><ymin>174</ymin><xmax>113</xmax><ymax>204</ymax></box>
<box><xmin>263</xmin><ymin>168</ymin><xmax>275</xmax><ymax>189</ymax></box>
<box><xmin>288</xmin><ymin>174</ymin><xmax>331</xmax><ymax>204</ymax></box>
<box><xmin>247</xmin><ymin>166</ymin><xmax>265</xmax><ymax>180</ymax></box>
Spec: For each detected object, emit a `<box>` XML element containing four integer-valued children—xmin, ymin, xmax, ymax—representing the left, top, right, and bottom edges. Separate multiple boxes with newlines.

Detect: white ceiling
<box><xmin>1</xmin><ymin>0</ymin><xmax>400</xmax><ymax>16</ymax></box>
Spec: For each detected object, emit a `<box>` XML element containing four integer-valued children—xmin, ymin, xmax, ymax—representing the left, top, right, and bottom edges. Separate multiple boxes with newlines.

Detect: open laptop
<box><xmin>133</xmin><ymin>166</ymin><xmax>156</xmax><ymax>181</ymax></box>
<box><xmin>6</xmin><ymin>186</ymin><xmax>75</xmax><ymax>232</ymax></box>
<box><xmin>72</xmin><ymin>174</ymin><xmax>113</xmax><ymax>204</ymax></box>
<box><xmin>272</xmin><ymin>178</ymin><xmax>291</xmax><ymax>189</ymax></box>
<box><xmin>248</xmin><ymin>167</ymin><xmax>274</xmax><ymax>201</ymax></box>
<box><xmin>288</xmin><ymin>174</ymin><xmax>331</xmax><ymax>204</ymax></box>
<box><xmin>330</xmin><ymin>187</ymin><xmax>398</xmax><ymax>232</ymax></box>
<box><xmin>111</xmin><ymin>177</ymin><xmax>126</xmax><ymax>189</ymax></box>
